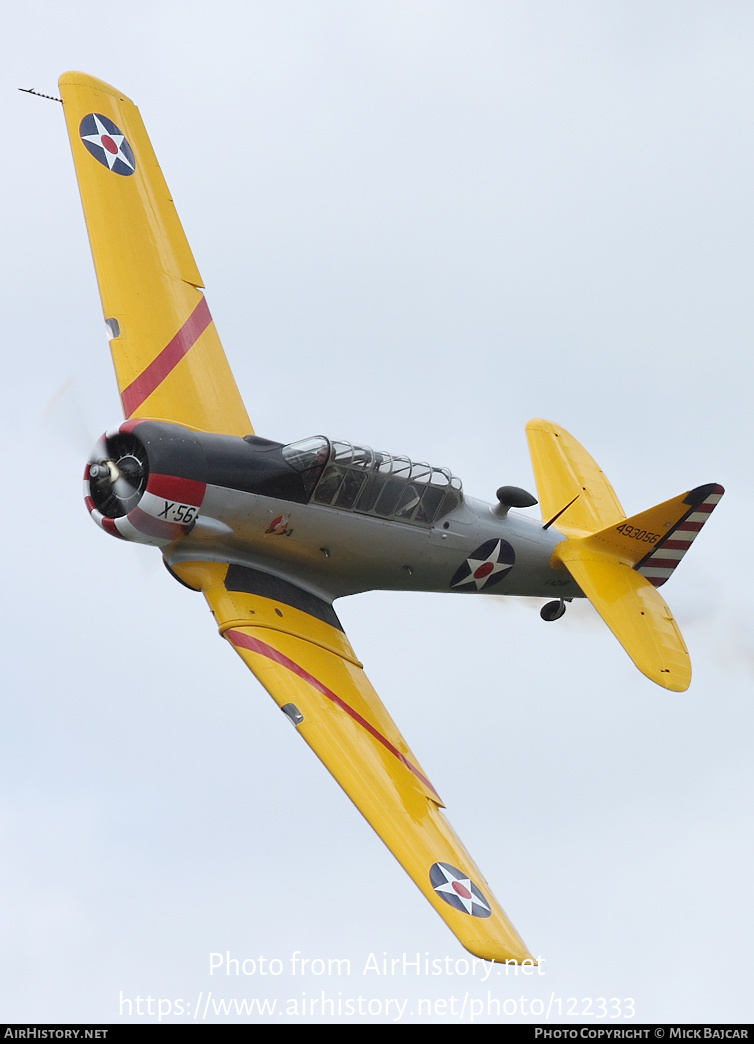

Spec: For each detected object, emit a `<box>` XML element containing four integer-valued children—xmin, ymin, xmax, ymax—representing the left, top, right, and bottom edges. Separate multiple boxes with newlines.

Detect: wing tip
<box><xmin>461</xmin><ymin>937</ymin><xmax>537</xmax><ymax>964</ymax></box>
<box><xmin>58</xmin><ymin>71</ymin><xmax>133</xmax><ymax>104</ymax></box>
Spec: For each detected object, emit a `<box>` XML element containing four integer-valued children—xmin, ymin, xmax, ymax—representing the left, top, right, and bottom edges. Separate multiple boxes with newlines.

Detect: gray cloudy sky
<box><xmin>2</xmin><ymin>0</ymin><xmax>752</xmax><ymax>1025</ymax></box>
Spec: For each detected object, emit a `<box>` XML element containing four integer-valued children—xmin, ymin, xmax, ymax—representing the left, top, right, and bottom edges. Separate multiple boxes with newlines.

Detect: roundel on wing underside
<box><xmin>429</xmin><ymin>862</ymin><xmax>492</xmax><ymax>917</ymax></box>
<box><xmin>79</xmin><ymin>113</ymin><xmax>136</xmax><ymax>176</ymax></box>
<box><xmin>450</xmin><ymin>538</ymin><xmax>515</xmax><ymax>591</ymax></box>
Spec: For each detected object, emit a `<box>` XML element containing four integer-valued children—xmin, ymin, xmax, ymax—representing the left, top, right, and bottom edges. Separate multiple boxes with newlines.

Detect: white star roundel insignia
<box><xmin>429</xmin><ymin>862</ymin><xmax>492</xmax><ymax>917</ymax></box>
<box><xmin>79</xmin><ymin>114</ymin><xmax>136</xmax><ymax>176</ymax></box>
<box><xmin>450</xmin><ymin>538</ymin><xmax>515</xmax><ymax>591</ymax></box>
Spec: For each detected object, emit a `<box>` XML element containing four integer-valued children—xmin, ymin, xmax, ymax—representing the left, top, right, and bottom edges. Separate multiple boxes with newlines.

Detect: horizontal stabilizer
<box><xmin>526</xmin><ymin>419</ymin><xmax>625</xmax><ymax>534</ymax></box>
<box><xmin>554</xmin><ymin>543</ymin><xmax>691</xmax><ymax>691</ymax></box>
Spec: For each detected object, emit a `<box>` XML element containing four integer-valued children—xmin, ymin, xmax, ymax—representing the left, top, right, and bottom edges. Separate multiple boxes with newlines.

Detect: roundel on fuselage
<box><xmin>450</xmin><ymin>538</ymin><xmax>515</xmax><ymax>591</ymax></box>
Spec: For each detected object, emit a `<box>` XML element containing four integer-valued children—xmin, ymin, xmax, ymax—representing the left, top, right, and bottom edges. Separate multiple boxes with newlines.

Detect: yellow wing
<box><xmin>168</xmin><ymin>559</ymin><xmax>534</xmax><ymax>964</ymax></box>
<box><xmin>59</xmin><ymin>72</ymin><xmax>251</xmax><ymax>436</ymax></box>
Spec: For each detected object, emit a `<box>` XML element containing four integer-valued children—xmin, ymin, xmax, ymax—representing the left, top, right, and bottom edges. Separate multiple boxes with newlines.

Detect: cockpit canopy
<box><xmin>282</xmin><ymin>437</ymin><xmax>463</xmax><ymax>526</ymax></box>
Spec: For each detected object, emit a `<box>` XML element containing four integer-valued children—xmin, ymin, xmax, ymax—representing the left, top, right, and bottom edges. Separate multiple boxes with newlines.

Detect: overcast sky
<box><xmin>2</xmin><ymin>0</ymin><xmax>752</xmax><ymax>1025</ymax></box>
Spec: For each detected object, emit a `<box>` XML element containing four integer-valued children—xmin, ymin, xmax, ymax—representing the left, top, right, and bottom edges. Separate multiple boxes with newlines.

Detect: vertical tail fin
<box><xmin>633</xmin><ymin>484</ymin><xmax>724</xmax><ymax>588</ymax></box>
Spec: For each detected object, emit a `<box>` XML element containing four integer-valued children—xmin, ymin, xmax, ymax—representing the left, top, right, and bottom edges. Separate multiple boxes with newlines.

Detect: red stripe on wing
<box><xmin>121</xmin><ymin>296</ymin><xmax>213</xmax><ymax>416</ymax></box>
<box><xmin>226</xmin><ymin>628</ymin><xmax>442</xmax><ymax>802</ymax></box>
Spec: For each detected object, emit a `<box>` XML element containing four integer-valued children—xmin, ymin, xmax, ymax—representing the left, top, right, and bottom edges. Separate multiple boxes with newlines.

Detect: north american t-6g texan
<box><xmin>56</xmin><ymin>72</ymin><xmax>723</xmax><ymax>964</ymax></box>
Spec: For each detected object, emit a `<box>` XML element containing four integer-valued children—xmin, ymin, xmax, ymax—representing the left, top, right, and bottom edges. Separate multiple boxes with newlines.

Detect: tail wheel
<box><xmin>540</xmin><ymin>599</ymin><xmax>567</xmax><ymax>622</ymax></box>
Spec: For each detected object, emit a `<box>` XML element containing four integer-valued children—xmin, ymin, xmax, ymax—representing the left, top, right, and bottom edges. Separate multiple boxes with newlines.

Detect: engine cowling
<box><xmin>84</xmin><ymin>419</ymin><xmax>325</xmax><ymax>549</ymax></box>
<box><xmin>85</xmin><ymin>420</ymin><xmax>207</xmax><ymax>546</ymax></box>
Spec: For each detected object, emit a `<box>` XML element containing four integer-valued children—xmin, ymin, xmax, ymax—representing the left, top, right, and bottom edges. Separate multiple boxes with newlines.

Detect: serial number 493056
<box><xmin>615</xmin><ymin>524</ymin><xmax>660</xmax><ymax>544</ymax></box>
